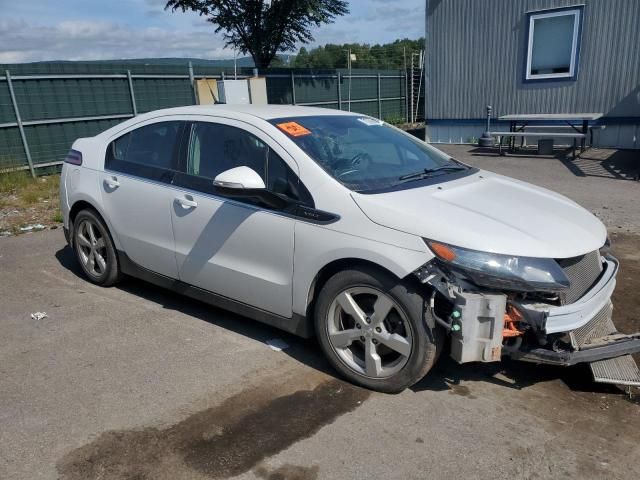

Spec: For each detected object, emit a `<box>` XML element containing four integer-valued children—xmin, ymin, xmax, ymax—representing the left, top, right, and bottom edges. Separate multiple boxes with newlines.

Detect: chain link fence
<box><xmin>0</xmin><ymin>62</ymin><xmax>414</xmax><ymax>176</ymax></box>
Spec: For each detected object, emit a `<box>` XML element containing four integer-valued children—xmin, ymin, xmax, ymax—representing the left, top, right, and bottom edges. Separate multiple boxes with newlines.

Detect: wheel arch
<box><xmin>68</xmin><ymin>197</ymin><xmax>121</xmax><ymax>250</ymax></box>
<box><xmin>303</xmin><ymin>257</ymin><xmax>409</xmax><ymax>320</ymax></box>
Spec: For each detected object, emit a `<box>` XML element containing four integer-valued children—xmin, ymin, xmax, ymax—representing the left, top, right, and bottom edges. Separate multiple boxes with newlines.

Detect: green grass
<box><xmin>0</xmin><ymin>172</ymin><xmax>60</xmax><ymax>199</ymax></box>
<box><xmin>51</xmin><ymin>211</ymin><xmax>63</xmax><ymax>223</ymax></box>
<box><xmin>384</xmin><ymin>114</ymin><xmax>406</xmax><ymax>126</ymax></box>
<box><xmin>0</xmin><ymin>172</ymin><xmax>61</xmax><ymax>231</ymax></box>
<box><xmin>21</xmin><ymin>190</ymin><xmax>41</xmax><ymax>205</ymax></box>
<box><xmin>0</xmin><ymin>171</ymin><xmax>33</xmax><ymax>194</ymax></box>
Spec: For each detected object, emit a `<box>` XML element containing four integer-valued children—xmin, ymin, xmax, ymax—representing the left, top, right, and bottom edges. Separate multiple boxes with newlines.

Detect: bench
<box><xmin>488</xmin><ymin>131</ymin><xmax>587</xmax><ymax>159</ymax></box>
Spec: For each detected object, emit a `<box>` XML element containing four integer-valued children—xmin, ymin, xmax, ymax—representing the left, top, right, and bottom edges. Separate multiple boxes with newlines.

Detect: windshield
<box><xmin>269</xmin><ymin>115</ymin><xmax>471</xmax><ymax>192</ymax></box>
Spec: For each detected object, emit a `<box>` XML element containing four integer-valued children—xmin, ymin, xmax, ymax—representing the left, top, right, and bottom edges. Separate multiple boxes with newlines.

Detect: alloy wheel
<box><xmin>327</xmin><ymin>286</ymin><xmax>413</xmax><ymax>378</ymax></box>
<box><xmin>76</xmin><ymin>219</ymin><xmax>108</xmax><ymax>278</ymax></box>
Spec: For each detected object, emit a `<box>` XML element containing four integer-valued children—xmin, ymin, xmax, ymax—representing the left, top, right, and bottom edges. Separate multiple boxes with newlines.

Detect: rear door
<box><xmin>100</xmin><ymin>120</ymin><xmax>183</xmax><ymax>278</ymax></box>
<box><xmin>170</xmin><ymin>119</ymin><xmax>310</xmax><ymax>318</ymax></box>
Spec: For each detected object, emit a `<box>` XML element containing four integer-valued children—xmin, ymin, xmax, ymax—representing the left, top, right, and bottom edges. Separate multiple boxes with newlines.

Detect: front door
<box><xmin>170</xmin><ymin>119</ymin><xmax>306</xmax><ymax>318</ymax></box>
<box><xmin>100</xmin><ymin>120</ymin><xmax>183</xmax><ymax>278</ymax></box>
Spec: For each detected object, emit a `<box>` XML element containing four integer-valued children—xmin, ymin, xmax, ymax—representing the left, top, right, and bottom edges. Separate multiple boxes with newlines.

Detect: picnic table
<box><xmin>489</xmin><ymin>113</ymin><xmax>603</xmax><ymax>159</ymax></box>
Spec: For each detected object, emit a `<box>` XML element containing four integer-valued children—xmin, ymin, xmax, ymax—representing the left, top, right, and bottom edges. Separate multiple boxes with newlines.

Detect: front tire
<box><xmin>315</xmin><ymin>267</ymin><xmax>443</xmax><ymax>393</ymax></box>
<box><xmin>72</xmin><ymin>209</ymin><xmax>121</xmax><ymax>286</ymax></box>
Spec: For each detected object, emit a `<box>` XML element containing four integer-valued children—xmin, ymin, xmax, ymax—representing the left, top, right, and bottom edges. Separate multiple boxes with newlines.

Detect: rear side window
<box><xmin>175</xmin><ymin>122</ymin><xmax>313</xmax><ymax>206</ymax></box>
<box><xmin>105</xmin><ymin>121</ymin><xmax>183</xmax><ymax>182</ymax></box>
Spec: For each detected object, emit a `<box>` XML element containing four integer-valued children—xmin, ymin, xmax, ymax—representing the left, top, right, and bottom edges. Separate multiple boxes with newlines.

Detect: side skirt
<box><xmin>117</xmin><ymin>250</ymin><xmax>313</xmax><ymax>338</ymax></box>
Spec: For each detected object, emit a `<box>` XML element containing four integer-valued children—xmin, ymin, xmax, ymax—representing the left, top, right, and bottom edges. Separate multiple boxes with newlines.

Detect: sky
<box><xmin>0</xmin><ymin>0</ymin><xmax>425</xmax><ymax>63</ymax></box>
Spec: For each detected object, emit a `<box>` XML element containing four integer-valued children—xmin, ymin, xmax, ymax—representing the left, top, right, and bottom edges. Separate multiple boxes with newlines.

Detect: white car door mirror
<box><xmin>212</xmin><ymin>166</ymin><xmax>290</xmax><ymax>210</ymax></box>
<box><xmin>213</xmin><ymin>166</ymin><xmax>266</xmax><ymax>190</ymax></box>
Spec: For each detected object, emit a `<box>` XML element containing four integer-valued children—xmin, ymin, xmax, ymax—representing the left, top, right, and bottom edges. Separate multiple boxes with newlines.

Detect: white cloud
<box><xmin>0</xmin><ymin>18</ymin><xmax>233</xmax><ymax>62</ymax></box>
<box><xmin>0</xmin><ymin>0</ymin><xmax>426</xmax><ymax>63</ymax></box>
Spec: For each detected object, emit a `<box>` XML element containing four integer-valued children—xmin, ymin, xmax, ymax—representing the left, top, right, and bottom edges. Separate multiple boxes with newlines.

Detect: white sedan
<box><xmin>59</xmin><ymin>104</ymin><xmax>639</xmax><ymax>391</ymax></box>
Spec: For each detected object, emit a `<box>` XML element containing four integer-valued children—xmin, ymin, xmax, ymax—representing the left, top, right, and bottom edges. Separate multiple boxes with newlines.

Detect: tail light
<box><xmin>64</xmin><ymin>149</ymin><xmax>82</xmax><ymax>165</ymax></box>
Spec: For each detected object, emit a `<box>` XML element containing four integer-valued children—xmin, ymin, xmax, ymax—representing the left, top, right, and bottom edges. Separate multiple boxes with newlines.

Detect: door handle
<box><xmin>175</xmin><ymin>196</ymin><xmax>198</xmax><ymax>209</ymax></box>
<box><xmin>104</xmin><ymin>176</ymin><xmax>120</xmax><ymax>189</ymax></box>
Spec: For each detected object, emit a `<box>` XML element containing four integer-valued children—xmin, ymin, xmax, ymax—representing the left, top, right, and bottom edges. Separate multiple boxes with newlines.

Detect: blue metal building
<box><xmin>424</xmin><ymin>0</ymin><xmax>640</xmax><ymax>148</ymax></box>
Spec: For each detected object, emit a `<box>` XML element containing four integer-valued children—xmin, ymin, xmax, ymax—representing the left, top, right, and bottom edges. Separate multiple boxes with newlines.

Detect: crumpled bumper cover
<box><xmin>521</xmin><ymin>256</ymin><xmax>618</xmax><ymax>335</ymax></box>
<box><xmin>509</xmin><ymin>334</ymin><xmax>640</xmax><ymax>366</ymax></box>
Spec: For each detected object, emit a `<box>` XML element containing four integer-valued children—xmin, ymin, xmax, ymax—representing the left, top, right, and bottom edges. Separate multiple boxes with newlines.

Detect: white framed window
<box><xmin>525</xmin><ymin>6</ymin><xmax>583</xmax><ymax>81</ymax></box>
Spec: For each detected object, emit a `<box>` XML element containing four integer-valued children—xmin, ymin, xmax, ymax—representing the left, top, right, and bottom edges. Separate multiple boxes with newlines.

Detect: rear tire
<box><xmin>315</xmin><ymin>267</ymin><xmax>443</xmax><ymax>393</ymax></box>
<box><xmin>72</xmin><ymin>209</ymin><xmax>121</xmax><ymax>286</ymax></box>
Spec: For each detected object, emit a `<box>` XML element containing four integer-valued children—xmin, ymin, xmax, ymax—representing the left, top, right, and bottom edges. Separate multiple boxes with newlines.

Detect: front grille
<box><xmin>569</xmin><ymin>300</ymin><xmax>615</xmax><ymax>349</ymax></box>
<box><xmin>557</xmin><ymin>250</ymin><xmax>603</xmax><ymax>305</ymax></box>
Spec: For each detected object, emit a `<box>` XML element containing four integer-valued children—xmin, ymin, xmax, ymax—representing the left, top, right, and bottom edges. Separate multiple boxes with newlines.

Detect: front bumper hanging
<box><xmin>440</xmin><ymin>253</ymin><xmax>640</xmax><ymax>386</ymax></box>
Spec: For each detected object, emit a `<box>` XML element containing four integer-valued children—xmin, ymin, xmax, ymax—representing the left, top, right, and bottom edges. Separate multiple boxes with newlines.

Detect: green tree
<box><xmin>165</xmin><ymin>0</ymin><xmax>349</xmax><ymax>68</ymax></box>
<box><xmin>294</xmin><ymin>46</ymin><xmax>311</xmax><ymax>67</ymax></box>
<box><xmin>293</xmin><ymin>38</ymin><xmax>425</xmax><ymax>69</ymax></box>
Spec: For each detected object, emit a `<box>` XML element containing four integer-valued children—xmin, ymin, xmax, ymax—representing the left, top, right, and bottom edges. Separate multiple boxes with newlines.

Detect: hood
<box><xmin>351</xmin><ymin>171</ymin><xmax>607</xmax><ymax>259</ymax></box>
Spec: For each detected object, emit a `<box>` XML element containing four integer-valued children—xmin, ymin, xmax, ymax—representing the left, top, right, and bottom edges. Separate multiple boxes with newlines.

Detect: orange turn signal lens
<box><xmin>429</xmin><ymin>242</ymin><xmax>457</xmax><ymax>262</ymax></box>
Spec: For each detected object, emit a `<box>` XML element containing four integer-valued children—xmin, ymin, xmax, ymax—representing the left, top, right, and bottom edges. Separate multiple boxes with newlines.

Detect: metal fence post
<box><xmin>290</xmin><ymin>70</ymin><xmax>296</xmax><ymax>105</ymax></box>
<box><xmin>377</xmin><ymin>73</ymin><xmax>382</xmax><ymax>120</ymax></box>
<box><xmin>404</xmin><ymin>72</ymin><xmax>408</xmax><ymax>123</ymax></box>
<box><xmin>337</xmin><ymin>72</ymin><xmax>342</xmax><ymax>110</ymax></box>
<box><xmin>6</xmin><ymin>70</ymin><xmax>35</xmax><ymax>177</ymax></box>
<box><xmin>188</xmin><ymin>62</ymin><xmax>196</xmax><ymax>104</ymax></box>
<box><xmin>126</xmin><ymin>70</ymin><xmax>138</xmax><ymax>116</ymax></box>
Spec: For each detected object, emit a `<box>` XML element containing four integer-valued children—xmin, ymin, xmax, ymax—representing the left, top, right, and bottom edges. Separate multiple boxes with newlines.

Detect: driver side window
<box><xmin>177</xmin><ymin>122</ymin><xmax>313</xmax><ymax>206</ymax></box>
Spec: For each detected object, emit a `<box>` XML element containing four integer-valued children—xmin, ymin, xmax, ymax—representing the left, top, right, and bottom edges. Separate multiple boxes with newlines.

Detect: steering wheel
<box><xmin>336</xmin><ymin>152</ymin><xmax>372</xmax><ymax>179</ymax></box>
<box><xmin>349</xmin><ymin>151</ymin><xmax>372</xmax><ymax>169</ymax></box>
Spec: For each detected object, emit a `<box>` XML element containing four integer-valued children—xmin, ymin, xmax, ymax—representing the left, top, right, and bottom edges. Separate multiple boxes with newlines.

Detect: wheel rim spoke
<box><xmin>371</xmin><ymin>294</ymin><xmax>394</xmax><ymax>326</ymax></box>
<box><xmin>329</xmin><ymin>329</ymin><xmax>361</xmax><ymax>349</ymax></box>
<box><xmin>77</xmin><ymin>233</ymin><xmax>91</xmax><ymax>249</ymax></box>
<box><xmin>88</xmin><ymin>250</ymin><xmax>96</xmax><ymax>274</ymax></box>
<box><xmin>336</xmin><ymin>291</ymin><xmax>366</xmax><ymax>323</ymax></box>
<box><xmin>87</xmin><ymin>222</ymin><xmax>97</xmax><ymax>243</ymax></box>
<box><xmin>78</xmin><ymin>247</ymin><xmax>89</xmax><ymax>264</ymax></box>
<box><xmin>364</xmin><ymin>338</ymin><xmax>383</xmax><ymax>377</ymax></box>
<box><xmin>375</xmin><ymin>331</ymin><xmax>411</xmax><ymax>357</ymax></box>
<box><xmin>94</xmin><ymin>251</ymin><xmax>107</xmax><ymax>273</ymax></box>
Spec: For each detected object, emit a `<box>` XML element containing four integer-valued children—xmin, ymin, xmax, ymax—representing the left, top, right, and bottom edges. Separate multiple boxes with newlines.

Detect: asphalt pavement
<box><xmin>1</xmin><ymin>229</ymin><xmax>639</xmax><ymax>480</ymax></box>
<box><xmin>2</xmin><ymin>146</ymin><xmax>640</xmax><ymax>479</ymax></box>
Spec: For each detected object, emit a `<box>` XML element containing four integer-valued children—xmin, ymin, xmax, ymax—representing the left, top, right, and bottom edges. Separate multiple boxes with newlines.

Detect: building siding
<box><xmin>425</xmin><ymin>0</ymin><xmax>640</xmax><ymax>122</ymax></box>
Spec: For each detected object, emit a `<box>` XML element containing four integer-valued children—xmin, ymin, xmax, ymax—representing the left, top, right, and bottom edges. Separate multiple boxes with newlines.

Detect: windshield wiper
<box><xmin>398</xmin><ymin>165</ymin><xmax>467</xmax><ymax>182</ymax></box>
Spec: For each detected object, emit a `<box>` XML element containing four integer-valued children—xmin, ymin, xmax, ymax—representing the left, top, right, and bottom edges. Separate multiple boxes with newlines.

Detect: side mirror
<box><xmin>213</xmin><ymin>166</ymin><xmax>266</xmax><ymax>190</ymax></box>
<box><xmin>213</xmin><ymin>166</ymin><xmax>289</xmax><ymax>210</ymax></box>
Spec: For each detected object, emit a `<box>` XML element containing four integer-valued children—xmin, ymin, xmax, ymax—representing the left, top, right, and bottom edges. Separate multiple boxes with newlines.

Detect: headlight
<box><xmin>425</xmin><ymin>240</ymin><xmax>570</xmax><ymax>292</ymax></box>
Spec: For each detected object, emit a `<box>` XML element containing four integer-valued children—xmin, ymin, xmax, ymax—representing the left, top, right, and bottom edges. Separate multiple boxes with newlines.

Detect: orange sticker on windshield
<box><xmin>277</xmin><ymin>121</ymin><xmax>311</xmax><ymax>137</ymax></box>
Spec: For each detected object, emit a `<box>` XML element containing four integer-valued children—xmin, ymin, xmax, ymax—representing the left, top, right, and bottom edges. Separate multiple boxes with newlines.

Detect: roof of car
<box><xmin>149</xmin><ymin>104</ymin><xmax>357</xmax><ymax>120</ymax></box>
<box><xmin>94</xmin><ymin>104</ymin><xmax>361</xmax><ymax>140</ymax></box>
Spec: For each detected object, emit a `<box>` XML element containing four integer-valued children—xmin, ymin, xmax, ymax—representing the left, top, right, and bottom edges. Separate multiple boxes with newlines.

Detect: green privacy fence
<box><xmin>0</xmin><ymin>62</ymin><xmax>409</xmax><ymax>176</ymax></box>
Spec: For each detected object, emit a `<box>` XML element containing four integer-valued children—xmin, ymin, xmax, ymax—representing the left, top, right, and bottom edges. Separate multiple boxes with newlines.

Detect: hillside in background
<box><xmin>20</xmin><ymin>56</ymin><xmax>256</xmax><ymax>68</ymax></box>
<box><xmin>294</xmin><ymin>38</ymin><xmax>424</xmax><ymax>69</ymax></box>
<box><xmin>6</xmin><ymin>38</ymin><xmax>423</xmax><ymax>70</ymax></box>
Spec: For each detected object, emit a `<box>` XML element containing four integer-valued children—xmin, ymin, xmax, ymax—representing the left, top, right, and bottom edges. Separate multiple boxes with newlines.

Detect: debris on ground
<box><xmin>266</xmin><ymin>338</ymin><xmax>289</xmax><ymax>351</ymax></box>
<box><xmin>0</xmin><ymin>172</ymin><xmax>62</xmax><ymax>235</ymax></box>
<box><xmin>30</xmin><ymin>312</ymin><xmax>48</xmax><ymax>321</ymax></box>
<box><xmin>20</xmin><ymin>224</ymin><xmax>46</xmax><ymax>232</ymax></box>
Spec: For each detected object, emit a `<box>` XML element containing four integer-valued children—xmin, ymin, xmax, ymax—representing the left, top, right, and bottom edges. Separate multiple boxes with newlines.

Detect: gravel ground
<box><xmin>1</xmin><ymin>147</ymin><xmax>639</xmax><ymax>480</ymax></box>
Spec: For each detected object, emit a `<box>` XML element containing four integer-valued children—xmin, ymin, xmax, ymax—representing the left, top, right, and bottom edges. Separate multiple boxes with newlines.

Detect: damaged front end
<box><xmin>415</xmin><ymin>240</ymin><xmax>640</xmax><ymax>387</ymax></box>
